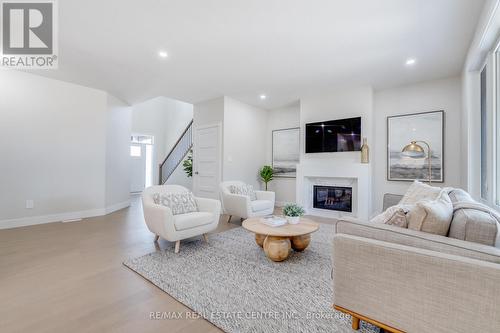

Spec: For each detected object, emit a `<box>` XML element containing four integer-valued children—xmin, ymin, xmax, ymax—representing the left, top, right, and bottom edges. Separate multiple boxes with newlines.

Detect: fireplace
<box><xmin>313</xmin><ymin>185</ymin><xmax>352</xmax><ymax>212</ymax></box>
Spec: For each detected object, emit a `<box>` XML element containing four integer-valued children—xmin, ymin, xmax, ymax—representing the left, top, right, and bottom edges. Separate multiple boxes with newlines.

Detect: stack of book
<box><xmin>261</xmin><ymin>215</ymin><xmax>287</xmax><ymax>227</ymax></box>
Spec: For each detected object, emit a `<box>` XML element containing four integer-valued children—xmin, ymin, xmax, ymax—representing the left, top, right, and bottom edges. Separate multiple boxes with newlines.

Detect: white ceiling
<box><xmin>33</xmin><ymin>0</ymin><xmax>485</xmax><ymax>109</ymax></box>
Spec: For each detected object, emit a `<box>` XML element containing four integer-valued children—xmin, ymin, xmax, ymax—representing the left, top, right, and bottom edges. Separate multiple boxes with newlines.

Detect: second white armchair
<box><xmin>219</xmin><ymin>181</ymin><xmax>275</xmax><ymax>222</ymax></box>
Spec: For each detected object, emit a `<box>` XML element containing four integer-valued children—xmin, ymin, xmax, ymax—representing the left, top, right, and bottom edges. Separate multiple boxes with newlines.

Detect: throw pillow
<box><xmin>152</xmin><ymin>192</ymin><xmax>198</xmax><ymax>215</ymax></box>
<box><xmin>407</xmin><ymin>190</ymin><xmax>453</xmax><ymax>236</ymax></box>
<box><xmin>229</xmin><ymin>184</ymin><xmax>257</xmax><ymax>201</ymax></box>
<box><xmin>399</xmin><ymin>180</ymin><xmax>441</xmax><ymax>205</ymax></box>
<box><xmin>370</xmin><ymin>205</ymin><xmax>409</xmax><ymax>228</ymax></box>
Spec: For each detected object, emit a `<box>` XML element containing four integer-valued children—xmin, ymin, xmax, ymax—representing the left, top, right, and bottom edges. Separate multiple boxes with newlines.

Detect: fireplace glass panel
<box><xmin>313</xmin><ymin>185</ymin><xmax>352</xmax><ymax>212</ymax></box>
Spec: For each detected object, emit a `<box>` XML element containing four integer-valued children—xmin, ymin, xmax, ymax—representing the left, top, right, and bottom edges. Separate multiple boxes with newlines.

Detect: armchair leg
<box><xmin>203</xmin><ymin>233</ymin><xmax>209</xmax><ymax>243</ymax></box>
<box><xmin>240</xmin><ymin>217</ymin><xmax>244</xmax><ymax>223</ymax></box>
<box><xmin>227</xmin><ymin>215</ymin><xmax>232</xmax><ymax>223</ymax></box>
<box><xmin>174</xmin><ymin>240</ymin><xmax>180</xmax><ymax>254</ymax></box>
<box><xmin>154</xmin><ymin>235</ymin><xmax>159</xmax><ymax>242</ymax></box>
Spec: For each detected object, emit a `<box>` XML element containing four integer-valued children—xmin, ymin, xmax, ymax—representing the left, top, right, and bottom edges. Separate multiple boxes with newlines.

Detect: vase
<box><xmin>361</xmin><ymin>137</ymin><xmax>369</xmax><ymax>164</ymax></box>
<box><xmin>287</xmin><ymin>216</ymin><xmax>300</xmax><ymax>224</ymax></box>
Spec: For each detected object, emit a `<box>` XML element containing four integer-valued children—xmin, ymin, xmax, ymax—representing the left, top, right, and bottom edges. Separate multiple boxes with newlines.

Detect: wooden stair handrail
<box><xmin>159</xmin><ymin>119</ymin><xmax>193</xmax><ymax>184</ymax></box>
<box><xmin>159</xmin><ymin>119</ymin><xmax>193</xmax><ymax>168</ymax></box>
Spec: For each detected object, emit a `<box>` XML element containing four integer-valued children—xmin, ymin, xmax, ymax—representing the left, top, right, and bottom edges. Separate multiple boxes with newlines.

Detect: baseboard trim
<box><xmin>0</xmin><ymin>200</ymin><xmax>131</xmax><ymax>230</ymax></box>
<box><xmin>105</xmin><ymin>200</ymin><xmax>131</xmax><ymax>214</ymax></box>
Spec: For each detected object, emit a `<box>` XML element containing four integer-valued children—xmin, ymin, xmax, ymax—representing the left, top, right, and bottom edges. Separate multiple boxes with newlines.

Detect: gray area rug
<box><xmin>124</xmin><ymin>225</ymin><xmax>378</xmax><ymax>333</ymax></box>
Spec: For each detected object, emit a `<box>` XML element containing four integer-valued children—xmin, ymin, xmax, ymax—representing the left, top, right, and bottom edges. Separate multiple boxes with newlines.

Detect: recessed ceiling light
<box><xmin>260</xmin><ymin>94</ymin><xmax>267</xmax><ymax>100</ymax></box>
<box><xmin>405</xmin><ymin>58</ymin><xmax>416</xmax><ymax>66</ymax></box>
<box><xmin>158</xmin><ymin>51</ymin><xmax>168</xmax><ymax>58</ymax></box>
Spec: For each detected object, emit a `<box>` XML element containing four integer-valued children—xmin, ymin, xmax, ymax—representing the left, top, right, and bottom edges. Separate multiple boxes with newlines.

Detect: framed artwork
<box><xmin>387</xmin><ymin>110</ymin><xmax>444</xmax><ymax>182</ymax></box>
<box><xmin>272</xmin><ymin>127</ymin><xmax>300</xmax><ymax>178</ymax></box>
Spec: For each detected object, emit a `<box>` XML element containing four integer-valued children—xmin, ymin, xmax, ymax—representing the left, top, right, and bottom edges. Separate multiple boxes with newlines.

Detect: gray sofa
<box><xmin>332</xmin><ymin>192</ymin><xmax>500</xmax><ymax>333</ymax></box>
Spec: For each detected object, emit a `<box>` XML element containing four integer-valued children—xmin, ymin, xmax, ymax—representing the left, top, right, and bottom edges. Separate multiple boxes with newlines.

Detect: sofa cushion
<box><xmin>174</xmin><ymin>212</ymin><xmax>213</xmax><ymax>231</ymax></box>
<box><xmin>399</xmin><ymin>180</ymin><xmax>441</xmax><ymax>205</ymax></box>
<box><xmin>448</xmin><ymin>209</ymin><xmax>498</xmax><ymax>246</ymax></box>
<box><xmin>382</xmin><ymin>193</ymin><xmax>404</xmax><ymax>211</ymax></box>
<box><xmin>447</xmin><ymin>188</ymin><xmax>498</xmax><ymax>246</ymax></box>
<box><xmin>251</xmin><ymin>199</ymin><xmax>273</xmax><ymax>212</ymax></box>
<box><xmin>407</xmin><ymin>190</ymin><xmax>453</xmax><ymax>236</ymax></box>
<box><xmin>153</xmin><ymin>192</ymin><xmax>198</xmax><ymax>215</ymax></box>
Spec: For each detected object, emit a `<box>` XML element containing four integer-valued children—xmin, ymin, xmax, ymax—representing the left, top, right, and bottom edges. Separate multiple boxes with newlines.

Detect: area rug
<box><xmin>124</xmin><ymin>225</ymin><xmax>377</xmax><ymax>333</ymax></box>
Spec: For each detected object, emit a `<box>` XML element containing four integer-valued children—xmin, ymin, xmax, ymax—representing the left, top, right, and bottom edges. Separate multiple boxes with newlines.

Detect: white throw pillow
<box><xmin>371</xmin><ymin>205</ymin><xmax>409</xmax><ymax>228</ymax></box>
<box><xmin>399</xmin><ymin>180</ymin><xmax>442</xmax><ymax>205</ymax></box>
<box><xmin>229</xmin><ymin>184</ymin><xmax>257</xmax><ymax>201</ymax></box>
<box><xmin>407</xmin><ymin>190</ymin><xmax>453</xmax><ymax>236</ymax></box>
<box><xmin>153</xmin><ymin>192</ymin><xmax>198</xmax><ymax>215</ymax></box>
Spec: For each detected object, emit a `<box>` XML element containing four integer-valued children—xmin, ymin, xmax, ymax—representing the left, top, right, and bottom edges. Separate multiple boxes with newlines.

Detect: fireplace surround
<box><xmin>296</xmin><ymin>161</ymin><xmax>371</xmax><ymax>219</ymax></box>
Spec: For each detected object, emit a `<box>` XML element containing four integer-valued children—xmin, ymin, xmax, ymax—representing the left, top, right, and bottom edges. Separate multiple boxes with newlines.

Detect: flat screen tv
<box><xmin>305</xmin><ymin>117</ymin><xmax>361</xmax><ymax>153</ymax></box>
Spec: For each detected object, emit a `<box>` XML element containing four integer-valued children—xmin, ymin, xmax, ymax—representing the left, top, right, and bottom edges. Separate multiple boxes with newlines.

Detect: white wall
<box><xmin>131</xmin><ymin>96</ymin><xmax>193</xmax><ymax>187</ymax></box>
<box><xmin>105</xmin><ymin>95</ymin><xmax>132</xmax><ymax>209</ymax></box>
<box><xmin>298</xmin><ymin>86</ymin><xmax>374</xmax><ymax>216</ymax></box>
<box><xmin>372</xmin><ymin>76</ymin><xmax>463</xmax><ymax>211</ymax></box>
<box><xmin>223</xmin><ymin>97</ymin><xmax>268</xmax><ymax>189</ymax></box>
<box><xmin>0</xmin><ymin>70</ymin><xmax>131</xmax><ymax>228</ymax></box>
<box><xmin>131</xmin><ymin>97</ymin><xmax>168</xmax><ymax>186</ymax></box>
<box><xmin>266</xmin><ymin>102</ymin><xmax>300</xmax><ymax>205</ymax></box>
<box><xmin>193</xmin><ymin>97</ymin><xmax>224</xmax><ymax>127</ymax></box>
<box><xmin>193</xmin><ymin>96</ymin><xmax>269</xmax><ymax>190</ymax></box>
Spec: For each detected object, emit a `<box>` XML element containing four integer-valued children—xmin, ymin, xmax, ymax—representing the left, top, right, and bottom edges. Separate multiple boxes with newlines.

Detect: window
<box><xmin>478</xmin><ymin>43</ymin><xmax>500</xmax><ymax>207</ymax></box>
<box><xmin>497</xmin><ymin>51</ymin><xmax>500</xmax><ymax>205</ymax></box>
<box><xmin>131</xmin><ymin>135</ymin><xmax>154</xmax><ymax>145</ymax></box>
<box><xmin>480</xmin><ymin>43</ymin><xmax>500</xmax><ymax>207</ymax></box>
<box><xmin>481</xmin><ymin>65</ymin><xmax>488</xmax><ymax>199</ymax></box>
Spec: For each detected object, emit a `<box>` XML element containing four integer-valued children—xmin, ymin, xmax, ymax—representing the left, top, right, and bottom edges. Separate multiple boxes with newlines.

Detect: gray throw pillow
<box><xmin>229</xmin><ymin>184</ymin><xmax>257</xmax><ymax>201</ymax></box>
<box><xmin>152</xmin><ymin>192</ymin><xmax>198</xmax><ymax>215</ymax></box>
<box><xmin>370</xmin><ymin>205</ymin><xmax>409</xmax><ymax>228</ymax></box>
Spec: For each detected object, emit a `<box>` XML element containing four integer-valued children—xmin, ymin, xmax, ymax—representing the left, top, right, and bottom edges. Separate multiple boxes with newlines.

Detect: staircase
<box><xmin>159</xmin><ymin>120</ymin><xmax>193</xmax><ymax>184</ymax></box>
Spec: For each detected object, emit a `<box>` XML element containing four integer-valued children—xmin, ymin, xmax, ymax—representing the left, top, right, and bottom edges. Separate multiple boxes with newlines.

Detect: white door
<box><xmin>193</xmin><ymin>123</ymin><xmax>222</xmax><ymax>199</ymax></box>
<box><xmin>130</xmin><ymin>144</ymin><xmax>146</xmax><ymax>192</ymax></box>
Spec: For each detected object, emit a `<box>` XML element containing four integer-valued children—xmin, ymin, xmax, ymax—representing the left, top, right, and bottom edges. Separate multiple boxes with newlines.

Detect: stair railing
<box><xmin>159</xmin><ymin>120</ymin><xmax>193</xmax><ymax>184</ymax></box>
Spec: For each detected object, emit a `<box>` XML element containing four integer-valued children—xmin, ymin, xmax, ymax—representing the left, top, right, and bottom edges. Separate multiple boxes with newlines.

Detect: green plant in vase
<box><xmin>259</xmin><ymin>165</ymin><xmax>274</xmax><ymax>190</ymax></box>
<box><xmin>283</xmin><ymin>203</ymin><xmax>305</xmax><ymax>225</ymax></box>
<box><xmin>183</xmin><ymin>150</ymin><xmax>193</xmax><ymax>177</ymax></box>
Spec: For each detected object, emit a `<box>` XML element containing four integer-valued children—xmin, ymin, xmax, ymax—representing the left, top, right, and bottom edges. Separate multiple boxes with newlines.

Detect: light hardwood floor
<box><xmin>0</xmin><ymin>196</ymin><xmax>335</xmax><ymax>333</ymax></box>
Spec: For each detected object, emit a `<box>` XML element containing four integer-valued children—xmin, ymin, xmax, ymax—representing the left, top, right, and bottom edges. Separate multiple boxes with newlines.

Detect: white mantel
<box><xmin>296</xmin><ymin>160</ymin><xmax>372</xmax><ymax>220</ymax></box>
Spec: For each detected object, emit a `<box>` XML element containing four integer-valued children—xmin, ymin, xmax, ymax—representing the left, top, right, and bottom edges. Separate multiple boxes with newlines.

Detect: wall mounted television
<box><xmin>305</xmin><ymin>117</ymin><xmax>361</xmax><ymax>153</ymax></box>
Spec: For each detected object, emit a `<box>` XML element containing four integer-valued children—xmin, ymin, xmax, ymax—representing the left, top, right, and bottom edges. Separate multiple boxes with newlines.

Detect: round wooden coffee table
<box><xmin>242</xmin><ymin>217</ymin><xmax>320</xmax><ymax>262</ymax></box>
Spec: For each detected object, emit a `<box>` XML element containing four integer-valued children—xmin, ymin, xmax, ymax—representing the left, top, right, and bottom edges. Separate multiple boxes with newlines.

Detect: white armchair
<box><xmin>219</xmin><ymin>181</ymin><xmax>275</xmax><ymax>223</ymax></box>
<box><xmin>142</xmin><ymin>185</ymin><xmax>221</xmax><ymax>253</ymax></box>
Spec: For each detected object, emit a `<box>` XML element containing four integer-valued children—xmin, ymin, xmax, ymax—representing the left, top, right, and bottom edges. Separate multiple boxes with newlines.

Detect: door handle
<box><xmin>194</xmin><ymin>171</ymin><xmax>199</xmax><ymax>175</ymax></box>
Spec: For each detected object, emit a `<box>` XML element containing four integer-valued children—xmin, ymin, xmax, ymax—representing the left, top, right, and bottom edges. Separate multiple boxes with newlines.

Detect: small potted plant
<box><xmin>259</xmin><ymin>165</ymin><xmax>274</xmax><ymax>191</ymax></box>
<box><xmin>283</xmin><ymin>203</ymin><xmax>305</xmax><ymax>225</ymax></box>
